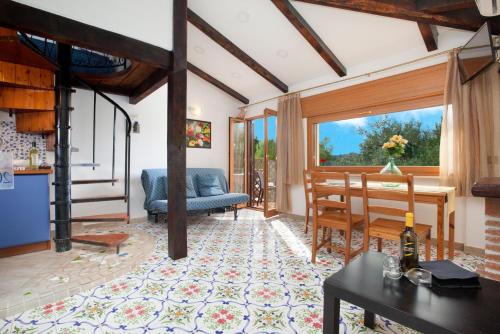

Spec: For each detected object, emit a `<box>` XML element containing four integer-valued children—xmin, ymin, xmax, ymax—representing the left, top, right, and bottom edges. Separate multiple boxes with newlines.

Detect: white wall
<box><xmin>244</xmin><ymin>52</ymin><xmax>488</xmax><ymax>250</ymax></box>
<box><xmin>47</xmin><ymin>72</ymin><xmax>241</xmax><ymax>220</ymax></box>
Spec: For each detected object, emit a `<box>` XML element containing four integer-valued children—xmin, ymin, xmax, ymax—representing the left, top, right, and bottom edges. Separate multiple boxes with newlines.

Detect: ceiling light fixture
<box><xmin>193</xmin><ymin>46</ymin><xmax>205</xmax><ymax>54</ymax></box>
<box><xmin>236</xmin><ymin>11</ymin><xmax>250</xmax><ymax>23</ymax></box>
<box><xmin>276</xmin><ymin>49</ymin><xmax>289</xmax><ymax>58</ymax></box>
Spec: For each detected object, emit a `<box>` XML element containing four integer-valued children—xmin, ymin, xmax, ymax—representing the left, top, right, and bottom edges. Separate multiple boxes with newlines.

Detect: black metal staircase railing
<box><xmin>19</xmin><ymin>33</ymin><xmax>132</xmax><ymax>247</ymax></box>
<box><xmin>19</xmin><ymin>33</ymin><xmax>130</xmax><ymax>74</ymax></box>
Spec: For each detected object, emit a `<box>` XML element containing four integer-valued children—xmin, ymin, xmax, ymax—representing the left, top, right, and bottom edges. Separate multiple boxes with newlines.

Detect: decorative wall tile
<box><xmin>0</xmin><ymin>119</ymin><xmax>46</xmax><ymax>163</ymax></box>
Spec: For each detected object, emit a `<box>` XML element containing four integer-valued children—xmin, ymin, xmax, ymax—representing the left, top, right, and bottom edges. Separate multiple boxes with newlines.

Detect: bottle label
<box><xmin>403</xmin><ymin>243</ymin><xmax>414</xmax><ymax>257</ymax></box>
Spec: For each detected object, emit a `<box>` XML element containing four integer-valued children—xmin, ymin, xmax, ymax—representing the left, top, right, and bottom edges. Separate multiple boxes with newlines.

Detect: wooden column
<box><xmin>53</xmin><ymin>43</ymin><xmax>73</xmax><ymax>252</ymax></box>
<box><xmin>167</xmin><ymin>0</ymin><xmax>188</xmax><ymax>260</ymax></box>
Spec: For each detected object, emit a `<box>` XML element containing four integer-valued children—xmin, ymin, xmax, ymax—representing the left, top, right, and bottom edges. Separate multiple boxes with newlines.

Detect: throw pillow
<box><xmin>163</xmin><ymin>175</ymin><xmax>197</xmax><ymax>198</ymax></box>
<box><xmin>197</xmin><ymin>174</ymin><xmax>225</xmax><ymax>197</ymax></box>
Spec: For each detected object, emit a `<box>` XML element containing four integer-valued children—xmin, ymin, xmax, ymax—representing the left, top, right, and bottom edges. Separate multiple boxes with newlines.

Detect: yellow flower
<box><xmin>388</xmin><ymin>142</ymin><xmax>396</xmax><ymax>148</ymax></box>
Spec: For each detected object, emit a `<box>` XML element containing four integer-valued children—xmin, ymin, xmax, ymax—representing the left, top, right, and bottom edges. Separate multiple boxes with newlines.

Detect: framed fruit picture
<box><xmin>186</xmin><ymin>119</ymin><xmax>211</xmax><ymax>148</ymax></box>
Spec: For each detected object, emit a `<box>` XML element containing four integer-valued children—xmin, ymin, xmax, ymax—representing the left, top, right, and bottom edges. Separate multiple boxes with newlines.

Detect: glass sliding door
<box><xmin>264</xmin><ymin>109</ymin><xmax>278</xmax><ymax>217</ymax></box>
<box><xmin>229</xmin><ymin>118</ymin><xmax>247</xmax><ymax>204</ymax></box>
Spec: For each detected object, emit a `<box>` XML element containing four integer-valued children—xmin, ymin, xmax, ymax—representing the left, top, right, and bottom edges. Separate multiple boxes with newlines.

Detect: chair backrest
<box><xmin>303</xmin><ymin>170</ymin><xmax>312</xmax><ymax>207</ymax></box>
<box><xmin>361</xmin><ymin>173</ymin><xmax>415</xmax><ymax>223</ymax></box>
<box><xmin>310</xmin><ymin>171</ymin><xmax>352</xmax><ymax>221</ymax></box>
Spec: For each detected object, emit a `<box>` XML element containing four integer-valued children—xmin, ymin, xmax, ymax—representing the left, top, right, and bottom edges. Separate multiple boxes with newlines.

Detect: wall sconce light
<box><xmin>133</xmin><ymin>121</ymin><xmax>140</xmax><ymax>134</ymax></box>
<box><xmin>130</xmin><ymin>114</ymin><xmax>140</xmax><ymax>134</ymax></box>
<box><xmin>188</xmin><ymin>106</ymin><xmax>202</xmax><ymax>117</ymax></box>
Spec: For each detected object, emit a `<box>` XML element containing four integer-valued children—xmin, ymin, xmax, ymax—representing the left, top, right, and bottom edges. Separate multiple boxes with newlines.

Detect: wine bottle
<box><xmin>29</xmin><ymin>142</ymin><xmax>39</xmax><ymax>170</ymax></box>
<box><xmin>400</xmin><ymin>212</ymin><xmax>419</xmax><ymax>272</ymax></box>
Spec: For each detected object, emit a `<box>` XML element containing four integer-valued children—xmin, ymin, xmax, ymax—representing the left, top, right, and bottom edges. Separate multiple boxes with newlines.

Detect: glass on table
<box><xmin>383</xmin><ymin>255</ymin><xmax>403</xmax><ymax>279</ymax></box>
<box><xmin>405</xmin><ymin>268</ymin><xmax>432</xmax><ymax>287</ymax></box>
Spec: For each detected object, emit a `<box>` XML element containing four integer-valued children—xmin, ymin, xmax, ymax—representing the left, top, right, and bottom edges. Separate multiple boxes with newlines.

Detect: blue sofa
<box><xmin>141</xmin><ymin>168</ymin><xmax>249</xmax><ymax>220</ymax></box>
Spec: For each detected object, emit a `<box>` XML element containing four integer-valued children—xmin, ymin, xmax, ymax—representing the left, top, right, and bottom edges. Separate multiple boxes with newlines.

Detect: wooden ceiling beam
<box><xmin>129</xmin><ymin>68</ymin><xmax>169</xmax><ymax>104</ymax></box>
<box><xmin>415</xmin><ymin>0</ymin><xmax>476</xmax><ymax>13</ymax></box>
<box><xmin>293</xmin><ymin>0</ymin><xmax>485</xmax><ymax>32</ymax></box>
<box><xmin>0</xmin><ymin>0</ymin><xmax>172</xmax><ymax>70</ymax></box>
<box><xmin>271</xmin><ymin>0</ymin><xmax>346</xmax><ymax>76</ymax></box>
<box><xmin>187</xmin><ymin>62</ymin><xmax>249</xmax><ymax>104</ymax></box>
<box><xmin>417</xmin><ymin>22</ymin><xmax>438</xmax><ymax>51</ymax></box>
<box><xmin>187</xmin><ymin>8</ymin><xmax>289</xmax><ymax>93</ymax></box>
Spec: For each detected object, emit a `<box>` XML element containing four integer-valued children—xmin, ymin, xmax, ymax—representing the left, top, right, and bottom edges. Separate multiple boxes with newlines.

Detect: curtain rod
<box><xmin>240</xmin><ymin>47</ymin><xmax>458</xmax><ymax>110</ymax></box>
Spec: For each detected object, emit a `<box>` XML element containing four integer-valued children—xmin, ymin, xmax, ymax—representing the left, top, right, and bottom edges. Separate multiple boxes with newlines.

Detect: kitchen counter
<box><xmin>0</xmin><ymin>170</ymin><xmax>51</xmax><ymax>257</ymax></box>
<box><xmin>14</xmin><ymin>168</ymin><xmax>53</xmax><ymax>175</ymax></box>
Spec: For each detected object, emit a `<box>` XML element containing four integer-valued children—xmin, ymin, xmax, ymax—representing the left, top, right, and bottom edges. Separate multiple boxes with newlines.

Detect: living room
<box><xmin>0</xmin><ymin>0</ymin><xmax>499</xmax><ymax>333</ymax></box>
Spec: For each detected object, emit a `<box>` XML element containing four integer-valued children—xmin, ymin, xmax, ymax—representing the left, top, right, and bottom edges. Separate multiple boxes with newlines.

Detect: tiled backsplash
<box><xmin>0</xmin><ymin>119</ymin><xmax>47</xmax><ymax>162</ymax></box>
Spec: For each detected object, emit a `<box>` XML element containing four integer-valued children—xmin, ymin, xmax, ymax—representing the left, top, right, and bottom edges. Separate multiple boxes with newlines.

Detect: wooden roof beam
<box><xmin>415</xmin><ymin>0</ymin><xmax>476</xmax><ymax>13</ymax></box>
<box><xmin>293</xmin><ymin>0</ymin><xmax>485</xmax><ymax>32</ymax></box>
<box><xmin>0</xmin><ymin>0</ymin><xmax>172</xmax><ymax>70</ymax></box>
<box><xmin>187</xmin><ymin>8</ymin><xmax>289</xmax><ymax>93</ymax></box>
<box><xmin>271</xmin><ymin>0</ymin><xmax>346</xmax><ymax>76</ymax></box>
<box><xmin>188</xmin><ymin>63</ymin><xmax>249</xmax><ymax>104</ymax></box>
<box><xmin>417</xmin><ymin>23</ymin><xmax>438</xmax><ymax>51</ymax></box>
<box><xmin>129</xmin><ymin>68</ymin><xmax>169</xmax><ymax>104</ymax></box>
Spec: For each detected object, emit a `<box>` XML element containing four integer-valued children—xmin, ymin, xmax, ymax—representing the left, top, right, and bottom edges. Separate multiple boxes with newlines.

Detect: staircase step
<box><xmin>52</xmin><ymin>179</ymin><xmax>119</xmax><ymax>185</ymax></box>
<box><xmin>51</xmin><ymin>195</ymin><xmax>127</xmax><ymax>204</ymax></box>
<box><xmin>71</xmin><ymin>163</ymin><xmax>101</xmax><ymax>167</ymax></box>
<box><xmin>72</xmin><ymin>213</ymin><xmax>128</xmax><ymax>222</ymax></box>
<box><xmin>73</xmin><ymin>179</ymin><xmax>119</xmax><ymax>185</ymax></box>
<box><xmin>71</xmin><ymin>233</ymin><xmax>129</xmax><ymax>254</ymax></box>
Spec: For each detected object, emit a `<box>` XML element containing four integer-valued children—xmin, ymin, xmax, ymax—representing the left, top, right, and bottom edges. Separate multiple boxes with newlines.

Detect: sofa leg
<box><xmin>154</xmin><ymin>214</ymin><xmax>159</xmax><ymax>223</ymax></box>
<box><xmin>234</xmin><ymin>205</ymin><xmax>238</xmax><ymax>221</ymax></box>
<box><xmin>208</xmin><ymin>210</ymin><xmax>211</xmax><ymax>216</ymax></box>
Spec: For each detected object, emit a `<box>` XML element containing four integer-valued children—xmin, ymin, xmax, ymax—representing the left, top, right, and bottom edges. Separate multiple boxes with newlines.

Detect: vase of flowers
<box><xmin>380</xmin><ymin>135</ymin><xmax>408</xmax><ymax>187</ymax></box>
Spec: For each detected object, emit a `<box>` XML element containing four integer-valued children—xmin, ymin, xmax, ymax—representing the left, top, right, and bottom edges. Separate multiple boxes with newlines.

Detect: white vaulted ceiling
<box><xmin>187</xmin><ymin>0</ymin><xmax>473</xmax><ymax>102</ymax></box>
<box><xmin>13</xmin><ymin>0</ymin><xmax>475</xmax><ymax>103</ymax></box>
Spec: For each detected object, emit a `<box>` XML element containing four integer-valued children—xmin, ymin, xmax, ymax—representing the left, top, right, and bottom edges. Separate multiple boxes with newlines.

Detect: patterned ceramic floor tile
<box><xmin>1</xmin><ymin>210</ymin><xmax>484</xmax><ymax>333</ymax></box>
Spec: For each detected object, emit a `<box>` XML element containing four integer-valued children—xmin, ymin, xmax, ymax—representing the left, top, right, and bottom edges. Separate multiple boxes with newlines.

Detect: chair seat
<box><xmin>317</xmin><ymin>211</ymin><xmax>364</xmax><ymax>230</ymax></box>
<box><xmin>369</xmin><ymin>218</ymin><xmax>431</xmax><ymax>241</ymax></box>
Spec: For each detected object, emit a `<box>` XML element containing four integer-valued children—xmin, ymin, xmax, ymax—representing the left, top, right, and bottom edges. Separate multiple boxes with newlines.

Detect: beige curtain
<box><xmin>440</xmin><ymin>51</ymin><xmax>500</xmax><ymax>196</ymax></box>
<box><xmin>276</xmin><ymin>93</ymin><xmax>305</xmax><ymax>211</ymax></box>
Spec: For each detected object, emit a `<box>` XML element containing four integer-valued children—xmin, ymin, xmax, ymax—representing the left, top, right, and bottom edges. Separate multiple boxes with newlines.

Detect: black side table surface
<box><xmin>323</xmin><ymin>252</ymin><xmax>500</xmax><ymax>334</ymax></box>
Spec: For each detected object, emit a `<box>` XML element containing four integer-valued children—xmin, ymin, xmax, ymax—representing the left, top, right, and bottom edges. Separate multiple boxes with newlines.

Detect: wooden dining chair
<box><xmin>361</xmin><ymin>173</ymin><xmax>431</xmax><ymax>261</ymax></box>
<box><xmin>303</xmin><ymin>170</ymin><xmax>313</xmax><ymax>233</ymax></box>
<box><xmin>310</xmin><ymin>172</ymin><xmax>364</xmax><ymax>265</ymax></box>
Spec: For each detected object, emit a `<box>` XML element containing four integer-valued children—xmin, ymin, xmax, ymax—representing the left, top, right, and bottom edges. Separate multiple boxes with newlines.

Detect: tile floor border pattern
<box><xmin>0</xmin><ymin>222</ymin><xmax>155</xmax><ymax>319</ymax></box>
<box><xmin>0</xmin><ymin>210</ymin><xmax>484</xmax><ymax>333</ymax></box>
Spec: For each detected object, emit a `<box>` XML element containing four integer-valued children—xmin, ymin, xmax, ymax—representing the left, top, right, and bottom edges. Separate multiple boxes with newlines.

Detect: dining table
<box><xmin>326</xmin><ymin>180</ymin><xmax>456</xmax><ymax>260</ymax></box>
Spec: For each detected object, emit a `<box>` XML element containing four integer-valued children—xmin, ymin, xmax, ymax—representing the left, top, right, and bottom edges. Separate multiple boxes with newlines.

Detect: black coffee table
<box><xmin>323</xmin><ymin>252</ymin><xmax>500</xmax><ymax>334</ymax></box>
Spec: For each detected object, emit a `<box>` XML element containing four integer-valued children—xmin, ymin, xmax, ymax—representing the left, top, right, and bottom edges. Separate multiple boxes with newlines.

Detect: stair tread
<box><xmin>72</xmin><ymin>195</ymin><xmax>127</xmax><ymax>203</ymax></box>
<box><xmin>71</xmin><ymin>233</ymin><xmax>129</xmax><ymax>247</ymax></box>
<box><xmin>72</xmin><ymin>179</ymin><xmax>119</xmax><ymax>184</ymax></box>
<box><xmin>51</xmin><ymin>195</ymin><xmax>127</xmax><ymax>205</ymax></box>
<box><xmin>72</xmin><ymin>213</ymin><xmax>128</xmax><ymax>222</ymax></box>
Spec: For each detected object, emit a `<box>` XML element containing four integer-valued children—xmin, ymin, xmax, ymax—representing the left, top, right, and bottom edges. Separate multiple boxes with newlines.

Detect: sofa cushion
<box><xmin>197</xmin><ymin>174</ymin><xmax>225</xmax><ymax>197</ymax></box>
<box><xmin>149</xmin><ymin>193</ymin><xmax>249</xmax><ymax>213</ymax></box>
<box><xmin>186</xmin><ymin>175</ymin><xmax>197</xmax><ymax>198</ymax></box>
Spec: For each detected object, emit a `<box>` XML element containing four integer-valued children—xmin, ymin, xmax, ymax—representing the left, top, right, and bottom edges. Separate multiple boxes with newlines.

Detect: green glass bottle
<box><xmin>400</xmin><ymin>212</ymin><xmax>419</xmax><ymax>272</ymax></box>
<box><xmin>29</xmin><ymin>141</ymin><xmax>39</xmax><ymax>170</ymax></box>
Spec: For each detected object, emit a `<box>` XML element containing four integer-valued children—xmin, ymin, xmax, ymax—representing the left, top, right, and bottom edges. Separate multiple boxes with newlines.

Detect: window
<box><xmin>311</xmin><ymin>106</ymin><xmax>444</xmax><ymax>172</ymax></box>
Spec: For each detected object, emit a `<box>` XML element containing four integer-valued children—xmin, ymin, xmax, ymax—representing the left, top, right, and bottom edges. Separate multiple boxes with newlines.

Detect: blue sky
<box><xmin>318</xmin><ymin>106</ymin><xmax>443</xmax><ymax>155</ymax></box>
<box><xmin>252</xmin><ymin>116</ymin><xmax>276</xmax><ymax>141</ymax></box>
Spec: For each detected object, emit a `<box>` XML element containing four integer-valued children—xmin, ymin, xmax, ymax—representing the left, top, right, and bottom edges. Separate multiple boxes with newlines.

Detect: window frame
<box><xmin>306</xmin><ymin>107</ymin><xmax>441</xmax><ymax>177</ymax></box>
